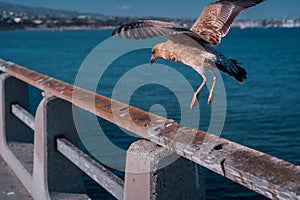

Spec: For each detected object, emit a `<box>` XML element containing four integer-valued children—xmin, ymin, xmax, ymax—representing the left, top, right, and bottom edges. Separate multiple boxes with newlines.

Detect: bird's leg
<box><xmin>208</xmin><ymin>70</ymin><xmax>217</xmax><ymax>104</ymax></box>
<box><xmin>190</xmin><ymin>74</ymin><xmax>207</xmax><ymax>110</ymax></box>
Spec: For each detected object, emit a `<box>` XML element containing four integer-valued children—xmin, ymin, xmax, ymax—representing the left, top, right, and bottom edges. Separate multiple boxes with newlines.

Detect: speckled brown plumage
<box><xmin>113</xmin><ymin>0</ymin><xmax>264</xmax><ymax>109</ymax></box>
<box><xmin>191</xmin><ymin>0</ymin><xmax>265</xmax><ymax>45</ymax></box>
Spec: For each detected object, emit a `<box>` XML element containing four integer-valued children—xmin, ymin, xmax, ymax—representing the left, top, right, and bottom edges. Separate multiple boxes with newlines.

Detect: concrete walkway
<box><xmin>0</xmin><ymin>155</ymin><xmax>33</xmax><ymax>200</ymax></box>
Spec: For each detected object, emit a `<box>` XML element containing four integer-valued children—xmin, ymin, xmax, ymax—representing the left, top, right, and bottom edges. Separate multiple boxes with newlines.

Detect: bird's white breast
<box><xmin>155</xmin><ymin>39</ymin><xmax>217</xmax><ymax>74</ymax></box>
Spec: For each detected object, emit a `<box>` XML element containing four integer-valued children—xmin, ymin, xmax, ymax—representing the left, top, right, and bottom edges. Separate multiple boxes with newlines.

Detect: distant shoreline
<box><xmin>1</xmin><ymin>1</ymin><xmax>300</xmax><ymax>32</ymax></box>
<box><xmin>1</xmin><ymin>26</ymin><xmax>299</xmax><ymax>32</ymax></box>
<box><xmin>0</xmin><ymin>26</ymin><xmax>118</xmax><ymax>31</ymax></box>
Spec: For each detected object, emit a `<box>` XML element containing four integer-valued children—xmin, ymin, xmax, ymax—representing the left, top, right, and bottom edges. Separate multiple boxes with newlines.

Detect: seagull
<box><xmin>112</xmin><ymin>0</ymin><xmax>265</xmax><ymax>109</ymax></box>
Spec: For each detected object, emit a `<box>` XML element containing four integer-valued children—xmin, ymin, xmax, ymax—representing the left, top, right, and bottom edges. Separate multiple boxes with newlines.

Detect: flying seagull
<box><xmin>112</xmin><ymin>0</ymin><xmax>265</xmax><ymax>109</ymax></box>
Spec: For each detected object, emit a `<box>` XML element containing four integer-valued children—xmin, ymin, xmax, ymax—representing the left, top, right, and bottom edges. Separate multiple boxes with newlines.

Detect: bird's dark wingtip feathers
<box><xmin>112</xmin><ymin>24</ymin><xmax>127</xmax><ymax>37</ymax></box>
<box><xmin>112</xmin><ymin>27</ymin><xmax>119</xmax><ymax>36</ymax></box>
<box><xmin>112</xmin><ymin>21</ymin><xmax>151</xmax><ymax>39</ymax></box>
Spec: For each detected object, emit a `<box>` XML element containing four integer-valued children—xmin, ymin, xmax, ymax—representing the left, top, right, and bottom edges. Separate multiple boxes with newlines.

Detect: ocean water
<box><xmin>0</xmin><ymin>28</ymin><xmax>299</xmax><ymax>200</ymax></box>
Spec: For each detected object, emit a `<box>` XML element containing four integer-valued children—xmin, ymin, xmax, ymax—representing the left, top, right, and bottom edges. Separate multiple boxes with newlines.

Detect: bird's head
<box><xmin>150</xmin><ymin>46</ymin><xmax>162</xmax><ymax>64</ymax></box>
<box><xmin>150</xmin><ymin>47</ymin><xmax>159</xmax><ymax>64</ymax></box>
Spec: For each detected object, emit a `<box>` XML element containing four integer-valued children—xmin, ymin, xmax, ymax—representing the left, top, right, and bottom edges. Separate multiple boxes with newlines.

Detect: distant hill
<box><xmin>0</xmin><ymin>1</ymin><xmax>104</xmax><ymax>18</ymax></box>
<box><xmin>0</xmin><ymin>1</ymin><xmax>141</xmax><ymax>30</ymax></box>
<box><xmin>0</xmin><ymin>1</ymin><xmax>184</xmax><ymax>30</ymax></box>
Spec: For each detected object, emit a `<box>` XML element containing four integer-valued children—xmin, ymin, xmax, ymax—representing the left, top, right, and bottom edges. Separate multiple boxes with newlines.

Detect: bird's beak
<box><xmin>150</xmin><ymin>56</ymin><xmax>156</xmax><ymax>65</ymax></box>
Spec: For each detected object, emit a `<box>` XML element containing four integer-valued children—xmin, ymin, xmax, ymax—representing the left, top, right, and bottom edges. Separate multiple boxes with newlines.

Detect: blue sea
<box><xmin>0</xmin><ymin>28</ymin><xmax>299</xmax><ymax>200</ymax></box>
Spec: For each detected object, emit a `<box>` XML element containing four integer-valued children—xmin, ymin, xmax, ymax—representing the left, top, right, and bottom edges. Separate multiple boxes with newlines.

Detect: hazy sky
<box><xmin>1</xmin><ymin>0</ymin><xmax>299</xmax><ymax>19</ymax></box>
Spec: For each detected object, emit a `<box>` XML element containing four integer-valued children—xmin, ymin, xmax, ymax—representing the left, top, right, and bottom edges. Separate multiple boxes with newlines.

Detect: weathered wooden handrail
<box><xmin>0</xmin><ymin>58</ymin><xmax>300</xmax><ymax>199</ymax></box>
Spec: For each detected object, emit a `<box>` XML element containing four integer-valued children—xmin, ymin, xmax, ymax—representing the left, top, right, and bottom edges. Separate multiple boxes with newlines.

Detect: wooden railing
<box><xmin>0</xmin><ymin>58</ymin><xmax>299</xmax><ymax>200</ymax></box>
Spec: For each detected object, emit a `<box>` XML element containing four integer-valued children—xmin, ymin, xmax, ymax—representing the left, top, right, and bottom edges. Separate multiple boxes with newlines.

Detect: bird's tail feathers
<box><xmin>216</xmin><ymin>59</ymin><xmax>247</xmax><ymax>83</ymax></box>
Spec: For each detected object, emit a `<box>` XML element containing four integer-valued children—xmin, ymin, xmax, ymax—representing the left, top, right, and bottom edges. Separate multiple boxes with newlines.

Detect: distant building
<box><xmin>1</xmin><ymin>3</ymin><xmax>300</xmax><ymax>30</ymax></box>
<box><xmin>13</xmin><ymin>17</ymin><xmax>21</xmax><ymax>23</ymax></box>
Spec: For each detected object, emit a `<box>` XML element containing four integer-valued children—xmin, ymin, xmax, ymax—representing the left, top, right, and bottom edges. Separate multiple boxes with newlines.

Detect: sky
<box><xmin>1</xmin><ymin>0</ymin><xmax>299</xmax><ymax>19</ymax></box>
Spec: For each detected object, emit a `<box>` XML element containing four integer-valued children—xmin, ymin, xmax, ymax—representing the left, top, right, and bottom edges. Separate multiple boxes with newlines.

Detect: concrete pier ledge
<box><xmin>0</xmin><ymin>155</ymin><xmax>33</xmax><ymax>200</ymax></box>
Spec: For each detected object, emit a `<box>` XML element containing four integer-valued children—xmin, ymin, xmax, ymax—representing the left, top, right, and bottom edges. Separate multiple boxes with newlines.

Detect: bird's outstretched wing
<box><xmin>191</xmin><ymin>0</ymin><xmax>264</xmax><ymax>45</ymax></box>
<box><xmin>112</xmin><ymin>20</ymin><xmax>211</xmax><ymax>46</ymax></box>
<box><xmin>112</xmin><ymin>20</ymin><xmax>193</xmax><ymax>39</ymax></box>
<box><xmin>112</xmin><ymin>20</ymin><xmax>212</xmax><ymax>46</ymax></box>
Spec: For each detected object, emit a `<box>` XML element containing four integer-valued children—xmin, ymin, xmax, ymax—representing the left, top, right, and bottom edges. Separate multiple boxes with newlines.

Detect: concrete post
<box><xmin>0</xmin><ymin>74</ymin><xmax>33</xmax><ymax>195</ymax></box>
<box><xmin>0</xmin><ymin>74</ymin><xmax>32</xmax><ymax>145</ymax></box>
<box><xmin>0</xmin><ymin>74</ymin><xmax>90</xmax><ymax>200</ymax></box>
<box><xmin>32</xmin><ymin>94</ymin><xmax>87</xmax><ymax>199</ymax></box>
<box><xmin>124</xmin><ymin>139</ymin><xmax>205</xmax><ymax>200</ymax></box>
